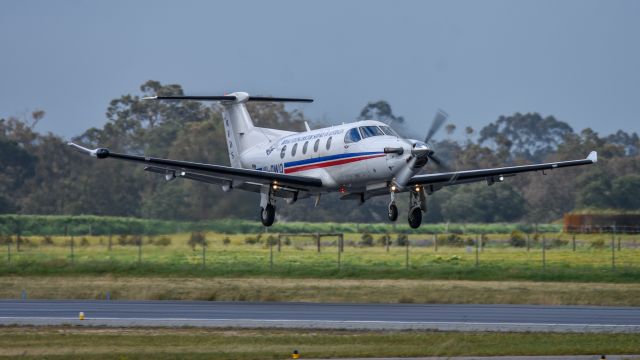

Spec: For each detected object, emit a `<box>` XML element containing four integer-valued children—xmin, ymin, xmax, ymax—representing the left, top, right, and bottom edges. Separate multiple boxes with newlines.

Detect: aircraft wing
<box><xmin>67</xmin><ymin>143</ymin><xmax>323</xmax><ymax>194</ymax></box>
<box><xmin>407</xmin><ymin>151</ymin><xmax>597</xmax><ymax>191</ymax></box>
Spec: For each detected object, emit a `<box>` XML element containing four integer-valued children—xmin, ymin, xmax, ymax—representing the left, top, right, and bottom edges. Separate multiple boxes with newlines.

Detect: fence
<box><xmin>1</xmin><ymin>230</ymin><xmax>639</xmax><ymax>281</ymax></box>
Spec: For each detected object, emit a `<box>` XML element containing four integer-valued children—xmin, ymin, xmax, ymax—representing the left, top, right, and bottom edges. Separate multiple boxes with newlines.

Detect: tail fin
<box><xmin>144</xmin><ymin>92</ymin><xmax>313</xmax><ymax>168</ymax></box>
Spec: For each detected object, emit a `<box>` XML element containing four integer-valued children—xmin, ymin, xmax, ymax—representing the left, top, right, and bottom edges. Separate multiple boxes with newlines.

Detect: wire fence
<box><xmin>1</xmin><ymin>230</ymin><xmax>639</xmax><ymax>279</ymax></box>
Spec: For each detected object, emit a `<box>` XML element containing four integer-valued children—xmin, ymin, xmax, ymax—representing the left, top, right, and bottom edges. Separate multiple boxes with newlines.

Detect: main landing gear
<box><xmin>388</xmin><ymin>185</ymin><xmax>426</xmax><ymax>229</ymax></box>
<box><xmin>260</xmin><ymin>186</ymin><xmax>277</xmax><ymax>227</ymax></box>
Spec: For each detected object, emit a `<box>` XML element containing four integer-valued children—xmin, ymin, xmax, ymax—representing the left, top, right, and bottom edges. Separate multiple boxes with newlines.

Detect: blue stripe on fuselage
<box><xmin>284</xmin><ymin>152</ymin><xmax>384</xmax><ymax>168</ymax></box>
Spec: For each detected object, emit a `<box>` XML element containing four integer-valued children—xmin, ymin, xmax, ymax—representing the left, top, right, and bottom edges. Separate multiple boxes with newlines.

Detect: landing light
<box><xmin>390</xmin><ymin>185</ymin><xmax>397</xmax><ymax>192</ymax></box>
<box><xmin>498</xmin><ymin>175</ymin><xmax>504</xmax><ymax>182</ymax></box>
<box><xmin>272</xmin><ymin>184</ymin><xmax>279</xmax><ymax>190</ymax></box>
<box><xmin>415</xmin><ymin>185</ymin><xmax>421</xmax><ymax>192</ymax></box>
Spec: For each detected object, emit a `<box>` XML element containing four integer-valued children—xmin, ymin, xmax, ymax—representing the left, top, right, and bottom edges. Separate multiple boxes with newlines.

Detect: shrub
<box><xmin>80</xmin><ymin>237</ymin><xmax>90</xmax><ymax>247</ymax></box>
<box><xmin>155</xmin><ymin>236</ymin><xmax>171</xmax><ymax>246</ymax></box>
<box><xmin>266</xmin><ymin>235</ymin><xmax>277</xmax><ymax>246</ymax></box>
<box><xmin>41</xmin><ymin>235</ymin><xmax>54</xmax><ymax>246</ymax></box>
<box><xmin>437</xmin><ymin>234</ymin><xmax>465</xmax><ymax>247</ymax></box>
<box><xmin>509</xmin><ymin>230</ymin><xmax>526</xmax><ymax>247</ymax></box>
<box><xmin>376</xmin><ymin>234</ymin><xmax>391</xmax><ymax>247</ymax></box>
<box><xmin>244</xmin><ymin>234</ymin><xmax>262</xmax><ymax>245</ymax></box>
<box><xmin>117</xmin><ymin>234</ymin><xmax>128</xmax><ymax>246</ymax></box>
<box><xmin>283</xmin><ymin>237</ymin><xmax>291</xmax><ymax>246</ymax></box>
<box><xmin>590</xmin><ymin>239</ymin><xmax>606</xmax><ymax>249</ymax></box>
<box><xmin>188</xmin><ymin>232</ymin><xmax>207</xmax><ymax>250</ymax></box>
<box><xmin>359</xmin><ymin>232</ymin><xmax>374</xmax><ymax>247</ymax></box>
<box><xmin>396</xmin><ymin>234</ymin><xmax>409</xmax><ymax>246</ymax></box>
<box><xmin>549</xmin><ymin>238</ymin><xmax>569</xmax><ymax>248</ymax></box>
<box><xmin>222</xmin><ymin>237</ymin><xmax>231</xmax><ymax>246</ymax></box>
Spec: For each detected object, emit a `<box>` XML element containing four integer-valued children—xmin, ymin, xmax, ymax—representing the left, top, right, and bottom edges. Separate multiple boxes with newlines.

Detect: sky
<box><xmin>1</xmin><ymin>0</ymin><xmax>639</xmax><ymax>140</ymax></box>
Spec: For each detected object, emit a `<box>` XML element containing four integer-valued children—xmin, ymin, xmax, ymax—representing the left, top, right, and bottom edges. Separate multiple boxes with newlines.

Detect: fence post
<box><xmin>277</xmin><ymin>234</ymin><xmax>281</xmax><ymax>253</ymax></box>
<box><xmin>108</xmin><ymin>233</ymin><xmax>112</xmax><ymax>251</ymax></box>
<box><xmin>15</xmin><ymin>218</ymin><xmax>21</xmax><ymax>252</ymax></box>
<box><xmin>7</xmin><ymin>242</ymin><xmax>10</xmax><ymax>265</ymax></box>
<box><xmin>70</xmin><ymin>236</ymin><xmax>75</xmax><ymax>264</ymax></box>
<box><xmin>572</xmin><ymin>234</ymin><xmax>576</xmax><ymax>252</ymax></box>
<box><xmin>337</xmin><ymin>237</ymin><xmax>341</xmax><ymax>270</ymax></box>
<box><xmin>526</xmin><ymin>234</ymin><xmax>530</xmax><ymax>252</ymax></box>
<box><xmin>202</xmin><ymin>240</ymin><xmax>206</xmax><ymax>270</ymax></box>
<box><xmin>339</xmin><ymin>234</ymin><xmax>344</xmax><ymax>253</ymax></box>
<box><xmin>611</xmin><ymin>231</ymin><xmax>616</xmax><ymax>271</ymax></box>
<box><xmin>316</xmin><ymin>233</ymin><xmax>321</xmax><ymax>253</ymax></box>
<box><xmin>137</xmin><ymin>238</ymin><xmax>142</xmax><ymax>264</ymax></box>
<box><xmin>433</xmin><ymin>233</ymin><xmax>438</xmax><ymax>252</ymax></box>
<box><xmin>385</xmin><ymin>234</ymin><xmax>390</xmax><ymax>253</ymax></box>
<box><xmin>269</xmin><ymin>242</ymin><xmax>273</xmax><ymax>271</ymax></box>
<box><xmin>405</xmin><ymin>238</ymin><xmax>409</xmax><ymax>270</ymax></box>
<box><xmin>475</xmin><ymin>234</ymin><xmax>479</xmax><ymax>267</ymax></box>
<box><xmin>618</xmin><ymin>236</ymin><xmax>621</xmax><ymax>252</ymax></box>
<box><xmin>542</xmin><ymin>236</ymin><xmax>546</xmax><ymax>270</ymax></box>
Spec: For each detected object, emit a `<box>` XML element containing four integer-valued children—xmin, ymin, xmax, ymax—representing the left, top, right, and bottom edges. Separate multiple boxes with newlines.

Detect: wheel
<box><xmin>388</xmin><ymin>203</ymin><xmax>398</xmax><ymax>222</ymax></box>
<box><xmin>407</xmin><ymin>206</ymin><xmax>422</xmax><ymax>229</ymax></box>
<box><xmin>260</xmin><ymin>203</ymin><xmax>276</xmax><ymax>226</ymax></box>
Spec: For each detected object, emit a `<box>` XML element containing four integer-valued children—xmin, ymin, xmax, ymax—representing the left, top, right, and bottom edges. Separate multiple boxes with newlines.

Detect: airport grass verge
<box><xmin>2</xmin><ymin>276</ymin><xmax>640</xmax><ymax>306</ymax></box>
<box><xmin>0</xmin><ymin>327</ymin><xmax>638</xmax><ymax>359</ymax></box>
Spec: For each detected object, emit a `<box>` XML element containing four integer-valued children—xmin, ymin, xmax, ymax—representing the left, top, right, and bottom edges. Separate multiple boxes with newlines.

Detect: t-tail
<box><xmin>143</xmin><ymin>92</ymin><xmax>312</xmax><ymax>168</ymax></box>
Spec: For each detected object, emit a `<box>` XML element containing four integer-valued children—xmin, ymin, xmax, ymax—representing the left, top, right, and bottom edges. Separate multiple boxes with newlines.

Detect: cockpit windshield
<box><xmin>379</xmin><ymin>126</ymin><xmax>399</xmax><ymax>137</ymax></box>
<box><xmin>344</xmin><ymin>127</ymin><xmax>362</xmax><ymax>143</ymax></box>
<box><xmin>359</xmin><ymin>126</ymin><xmax>385</xmax><ymax>139</ymax></box>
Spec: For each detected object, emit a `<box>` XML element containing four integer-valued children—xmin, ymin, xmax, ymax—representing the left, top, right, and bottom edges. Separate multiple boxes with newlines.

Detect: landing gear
<box><xmin>388</xmin><ymin>203</ymin><xmax>398</xmax><ymax>222</ymax></box>
<box><xmin>259</xmin><ymin>186</ymin><xmax>277</xmax><ymax>227</ymax></box>
<box><xmin>408</xmin><ymin>206</ymin><xmax>422</xmax><ymax>229</ymax></box>
<box><xmin>260</xmin><ymin>203</ymin><xmax>276</xmax><ymax>226</ymax></box>
<box><xmin>388</xmin><ymin>187</ymin><xmax>398</xmax><ymax>222</ymax></box>
<box><xmin>407</xmin><ymin>186</ymin><xmax>426</xmax><ymax>229</ymax></box>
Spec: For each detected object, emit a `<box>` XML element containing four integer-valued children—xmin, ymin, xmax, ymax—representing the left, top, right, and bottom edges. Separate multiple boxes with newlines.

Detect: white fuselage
<box><xmin>238</xmin><ymin>120</ymin><xmax>413</xmax><ymax>192</ymax></box>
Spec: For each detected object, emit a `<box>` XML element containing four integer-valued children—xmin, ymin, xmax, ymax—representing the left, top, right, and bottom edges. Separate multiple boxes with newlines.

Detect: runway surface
<box><xmin>1</xmin><ymin>300</ymin><xmax>639</xmax><ymax>332</ymax></box>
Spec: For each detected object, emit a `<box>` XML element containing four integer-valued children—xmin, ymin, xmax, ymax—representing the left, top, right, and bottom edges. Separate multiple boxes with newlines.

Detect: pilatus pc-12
<box><xmin>69</xmin><ymin>92</ymin><xmax>597</xmax><ymax>228</ymax></box>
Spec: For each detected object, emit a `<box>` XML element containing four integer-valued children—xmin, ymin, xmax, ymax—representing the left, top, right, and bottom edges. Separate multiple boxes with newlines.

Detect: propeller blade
<box><xmin>424</xmin><ymin>109</ymin><xmax>449</xmax><ymax>143</ymax></box>
<box><xmin>395</xmin><ymin>156</ymin><xmax>417</xmax><ymax>187</ymax></box>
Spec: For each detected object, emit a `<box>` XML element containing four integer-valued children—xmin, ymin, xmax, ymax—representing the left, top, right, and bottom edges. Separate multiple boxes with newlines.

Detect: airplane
<box><xmin>68</xmin><ymin>92</ymin><xmax>598</xmax><ymax>228</ymax></box>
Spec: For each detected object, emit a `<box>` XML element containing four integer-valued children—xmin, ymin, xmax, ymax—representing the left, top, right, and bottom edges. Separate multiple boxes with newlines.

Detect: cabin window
<box><xmin>380</xmin><ymin>126</ymin><xmax>399</xmax><ymax>137</ymax></box>
<box><xmin>326</xmin><ymin>136</ymin><xmax>332</xmax><ymax>150</ymax></box>
<box><xmin>344</xmin><ymin>128</ymin><xmax>361</xmax><ymax>143</ymax></box>
<box><xmin>360</xmin><ymin>126</ymin><xmax>385</xmax><ymax>139</ymax></box>
<box><xmin>302</xmin><ymin>141</ymin><xmax>309</xmax><ymax>154</ymax></box>
<box><xmin>314</xmin><ymin>139</ymin><xmax>320</xmax><ymax>152</ymax></box>
<box><xmin>291</xmin><ymin>143</ymin><xmax>298</xmax><ymax>157</ymax></box>
<box><xmin>280</xmin><ymin>145</ymin><xmax>287</xmax><ymax>159</ymax></box>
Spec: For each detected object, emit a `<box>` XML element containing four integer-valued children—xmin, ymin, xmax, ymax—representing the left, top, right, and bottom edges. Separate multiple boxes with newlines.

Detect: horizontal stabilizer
<box><xmin>143</xmin><ymin>95</ymin><xmax>313</xmax><ymax>103</ymax></box>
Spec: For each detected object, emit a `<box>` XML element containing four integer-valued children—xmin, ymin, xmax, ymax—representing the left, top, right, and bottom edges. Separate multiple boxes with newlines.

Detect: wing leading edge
<box><xmin>408</xmin><ymin>151</ymin><xmax>597</xmax><ymax>190</ymax></box>
<box><xmin>67</xmin><ymin>143</ymin><xmax>323</xmax><ymax>191</ymax></box>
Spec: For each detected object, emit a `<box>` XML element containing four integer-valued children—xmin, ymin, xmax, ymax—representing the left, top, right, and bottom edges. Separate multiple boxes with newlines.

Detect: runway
<box><xmin>1</xmin><ymin>300</ymin><xmax>639</xmax><ymax>332</ymax></box>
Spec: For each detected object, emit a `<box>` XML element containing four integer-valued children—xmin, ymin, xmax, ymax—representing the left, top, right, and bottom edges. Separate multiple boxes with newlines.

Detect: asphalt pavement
<box><xmin>0</xmin><ymin>300</ymin><xmax>639</xmax><ymax>332</ymax></box>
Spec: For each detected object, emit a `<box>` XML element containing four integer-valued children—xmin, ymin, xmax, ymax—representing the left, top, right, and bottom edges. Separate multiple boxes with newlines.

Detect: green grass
<box><xmin>0</xmin><ymin>214</ymin><xmax>562</xmax><ymax>236</ymax></box>
<box><xmin>0</xmin><ymin>327</ymin><xmax>638</xmax><ymax>359</ymax></box>
<box><xmin>1</xmin><ymin>232</ymin><xmax>639</xmax><ymax>282</ymax></box>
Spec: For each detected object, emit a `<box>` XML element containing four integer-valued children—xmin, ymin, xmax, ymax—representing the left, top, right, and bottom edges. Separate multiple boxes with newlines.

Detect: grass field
<box><xmin>3</xmin><ymin>276</ymin><xmax>640</xmax><ymax>306</ymax></box>
<box><xmin>1</xmin><ymin>232</ymin><xmax>639</xmax><ymax>282</ymax></box>
<box><xmin>0</xmin><ymin>326</ymin><xmax>638</xmax><ymax>359</ymax></box>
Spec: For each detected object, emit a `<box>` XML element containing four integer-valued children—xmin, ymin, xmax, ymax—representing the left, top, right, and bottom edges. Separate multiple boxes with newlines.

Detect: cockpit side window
<box><xmin>344</xmin><ymin>128</ymin><xmax>362</xmax><ymax>143</ymax></box>
<box><xmin>380</xmin><ymin>126</ymin><xmax>399</xmax><ymax>137</ymax></box>
<box><xmin>359</xmin><ymin>126</ymin><xmax>385</xmax><ymax>139</ymax></box>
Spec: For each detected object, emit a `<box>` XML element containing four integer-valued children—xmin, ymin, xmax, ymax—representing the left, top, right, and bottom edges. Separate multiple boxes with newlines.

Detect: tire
<box><xmin>388</xmin><ymin>203</ymin><xmax>398</xmax><ymax>222</ymax></box>
<box><xmin>408</xmin><ymin>206</ymin><xmax>422</xmax><ymax>229</ymax></box>
<box><xmin>260</xmin><ymin>203</ymin><xmax>276</xmax><ymax>227</ymax></box>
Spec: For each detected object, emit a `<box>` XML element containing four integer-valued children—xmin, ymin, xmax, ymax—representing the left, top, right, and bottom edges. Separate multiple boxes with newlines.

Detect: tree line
<box><xmin>1</xmin><ymin>80</ymin><xmax>639</xmax><ymax>223</ymax></box>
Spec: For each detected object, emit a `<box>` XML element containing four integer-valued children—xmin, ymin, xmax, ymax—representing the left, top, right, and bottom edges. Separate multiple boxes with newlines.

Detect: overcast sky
<box><xmin>1</xmin><ymin>0</ymin><xmax>639</xmax><ymax>140</ymax></box>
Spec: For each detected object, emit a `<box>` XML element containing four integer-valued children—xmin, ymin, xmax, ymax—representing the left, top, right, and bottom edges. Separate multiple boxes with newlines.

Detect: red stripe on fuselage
<box><xmin>284</xmin><ymin>154</ymin><xmax>385</xmax><ymax>174</ymax></box>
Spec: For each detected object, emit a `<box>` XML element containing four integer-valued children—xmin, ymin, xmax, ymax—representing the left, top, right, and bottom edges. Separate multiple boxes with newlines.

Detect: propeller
<box><xmin>392</xmin><ymin>109</ymin><xmax>449</xmax><ymax>188</ymax></box>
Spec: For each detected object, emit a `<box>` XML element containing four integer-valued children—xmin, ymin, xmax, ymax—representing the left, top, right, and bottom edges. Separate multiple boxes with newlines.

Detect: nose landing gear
<box><xmin>388</xmin><ymin>187</ymin><xmax>398</xmax><ymax>222</ymax></box>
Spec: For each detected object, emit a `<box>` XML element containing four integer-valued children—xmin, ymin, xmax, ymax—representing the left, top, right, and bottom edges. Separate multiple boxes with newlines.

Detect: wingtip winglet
<box><xmin>587</xmin><ymin>151</ymin><xmax>598</xmax><ymax>163</ymax></box>
<box><xmin>141</xmin><ymin>96</ymin><xmax>157</xmax><ymax>100</ymax></box>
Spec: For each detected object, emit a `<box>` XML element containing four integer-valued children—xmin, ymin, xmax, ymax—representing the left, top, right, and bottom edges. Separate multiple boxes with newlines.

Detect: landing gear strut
<box><xmin>388</xmin><ymin>187</ymin><xmax>398</xmax><ymax>222</ymax></box>
<box><xmin>407</xmin><ymin>186</ymin><xmax>426</xmax><ymax>229</ymax></box>
<box><xmin>260</xmin><ymin>186</ymin><xmax>277</xmax><ymax>227</ymax></box>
